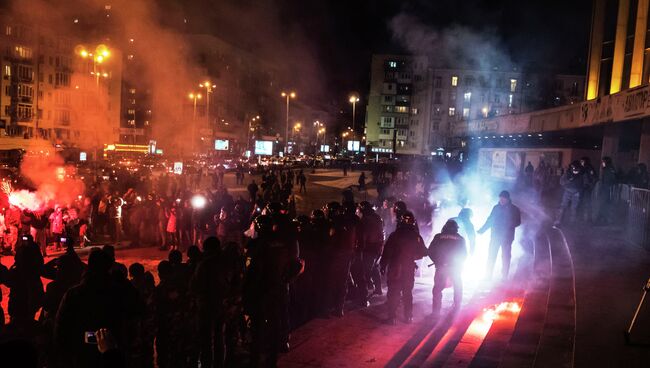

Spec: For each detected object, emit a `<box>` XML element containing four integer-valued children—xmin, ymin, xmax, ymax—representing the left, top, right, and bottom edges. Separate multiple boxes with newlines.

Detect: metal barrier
<box><xmin>627</xmin><ymin>187</ymin><xmax>650</xmax><ymax>250</ymax></box>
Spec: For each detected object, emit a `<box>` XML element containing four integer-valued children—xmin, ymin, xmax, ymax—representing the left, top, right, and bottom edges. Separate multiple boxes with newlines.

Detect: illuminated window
<box><xmin>14</xmin><ymin>46</ymin><xmax>33</xmax><ymax>59</ymax></box>
<box><xmin>129</xmin><ymin>88</ymin><xmax>136</xmax><ymax>94</ymax></box>
<box><xmin>508</xmin><ymin>94</ymin><xmax>513</xmax><ymax>108</ymax></box>
<box><xmin>388</xmin><ymin>61</ymin><xmax>397</xmax><ymax>68</ymax></box>
<box><xmin>4</xmin><ymin>65</ymin><xmax>10</xmax><ymax>78</ymax></box>
<box><xmin>127</xmin><ymin>55</ymin><xmax>134</xmax><ymax>60</ymax></box>
<box><xmin>127</xmin><ymin>109</ymin><xmax>136</xmax><ymax>115</ymax></box>
<box><xmin>462</xmin><ymin>108</ymin><xmax>470</xmax><ymax>118</ymax></box>
<box><xmin>463</xmin><ymin>92</ymin><xmax>471</xmax><ymax>103</ymax></box>
<box><xmin>451</xmin><ymin>76</ymin><xmax>458</xmax><ymax>86</ymax></box>
<box><xmin>5</xmin><ymin>26</ymin><xmax>11</xmax><ymax>36</ymax></box>
<box><xmin>448</xmin><ymin>107</ymin><xmax>456</xmax><ymax>116</ymax></box>
<box><xmin>434</xmin><ymin>107</ymin><xmax>441</xmax><ymax>116</ymax></box>
<box><xmin>510</xmin><ymin>79</ymin><xmax>517</xmax><ymax>92</ymax></box>
<box><xmin>411</xmin><ymin>108</ymin><xmax>419</xmax><ymax>115</ymax></box>
<box><xmin>395</xmin><ymin>106</ymin><xmax>408</xmax><ymax>113</ymax></box>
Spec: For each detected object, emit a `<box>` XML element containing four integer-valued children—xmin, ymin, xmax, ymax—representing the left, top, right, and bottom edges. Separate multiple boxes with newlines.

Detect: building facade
<box><xmin>365</xmin><ymin>54</ymin><xmax>584</xmax><ymax>155</ymax></box>
<box><xmin>0</xmin><ymin>11</ymin><xmax>122</xmax><ymax>152</ymax></box>
<box><xmin>586</xmin><ymin>0</ymin><xmax>650</xmax><ymax>100</ymax></box>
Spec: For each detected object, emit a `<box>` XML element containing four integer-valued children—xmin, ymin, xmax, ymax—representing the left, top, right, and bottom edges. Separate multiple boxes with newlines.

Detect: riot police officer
<box><xmin>357</xmin><ymin>201</ymin><xmax>384</xmax><ymax>297</ymax></box>
<box><xmin>429</xmin><ymin>219</ymin><xmax>467</xmax><ymax>314</ymax></box>
<box><xmin>324</xmin><ymin>201</ymin><xmax>357</xmax><ymax>317</ymax></box>
<box><xmin>380</xmin><ymin>211</ymin><xmax>427</xmax><ymax>324</ymax></box>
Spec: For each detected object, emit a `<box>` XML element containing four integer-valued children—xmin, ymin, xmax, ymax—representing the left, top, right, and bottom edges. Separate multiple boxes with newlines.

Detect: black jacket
<box><xmin>428</xmin><ymin>232</ymin><xmax>467</xmax><ymax>268</ymax></box>
<box><xmin>478</xmin><ymin>202</ymin><xmax>521</xmax><ymax>241</ymax></box>
<box><xmin>380</xmin><ymin>226</ymin><xmax>427</xmax><ymax>280</ymax></box>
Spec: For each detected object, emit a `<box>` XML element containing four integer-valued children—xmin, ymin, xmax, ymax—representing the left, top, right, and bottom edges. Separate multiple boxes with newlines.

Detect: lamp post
<box><xmin>75</xmin><ymin>44</ymin><xmax>110</xmax><ymax>163</ymax></box>
<box><xmin>189</xmin><ymin>92</ymin><xmax>202</xmax><ymax>155</ymax></box>
<box><xmin>247</xmin><ymin>115</ymin><xmax>260</xmax><ymax>152</ymax></box>
<box><xmin>281</xmin><ymin>91</ymin><xmax>296</xmax><ymax>153</ymax></box>
<box><xmin>349</xmin><ymin>95</ymin><xmax>359</xmax><ymax>142</ymax></box>
<box><xmin>76</xmin><ymin>44</ymin><xmax>111</xmax><ymax>89</ymax></box>
<box><xmin>199</xmin><ymin>81</ymin><xmax>215</xmax><ymax>131</ymax></box>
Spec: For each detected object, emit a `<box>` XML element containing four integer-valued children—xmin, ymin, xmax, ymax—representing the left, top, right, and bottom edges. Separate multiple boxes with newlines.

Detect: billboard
<box><xmin>254</xmin><ymin>140</ymin><xmax>274</xmax><ymax>155</ymax></box>
<box><xmin>347</xmin><ymin>140</ymin><xmax>360</xmax><ymax>152</ymax></box>
<box><xmin>214</xmin><ymin>139</ymin><xmax>229</xmax><ymax>151</ymax></box>
<box><xmin>173</xmin><ymin>162</ymin><xmax>183</xmax><ymax>175</ymax></box>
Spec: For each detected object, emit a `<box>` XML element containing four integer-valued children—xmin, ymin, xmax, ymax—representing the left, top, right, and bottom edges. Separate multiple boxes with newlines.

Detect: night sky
<box><xmin>180</xmin><ymin>0</ymin><xmax>594</xmax><ymax>111</ymax></box>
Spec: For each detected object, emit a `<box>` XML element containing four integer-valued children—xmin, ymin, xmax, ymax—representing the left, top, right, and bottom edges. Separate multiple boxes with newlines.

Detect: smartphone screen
<box><xmin>84</xmin><ymin>331</ymin><xmax>97</xmax><ymax>344</ymax></box>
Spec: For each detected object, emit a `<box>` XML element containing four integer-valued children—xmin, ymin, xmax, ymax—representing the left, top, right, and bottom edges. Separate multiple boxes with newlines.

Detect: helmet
<box><xmin>442</xmin><ymin>219</ymin><xmax>459</xmax><ymax>234</ymax></box>
<box><xmin>397</xmin><ymin>211</ymin><xmax>417</xmax><ymax>229</ymax></box>
<box><xmin>324</xmin><ymin>201</ymin><xmax>342</xmax><ymax>218</ymax></box>
<box><xmin>358</xmin><ymin>201</ymin><xmax>374</xmax><ymax>214</ymax></box>
<box><xmin>311</xmin><ymin>209</ymin><xmax>325</xmax><ymax>220</ymax></box>
<box><xmin>265</xmin><ymin>202</ymin><xmax>284</xmax><ymax>215</ymax></box>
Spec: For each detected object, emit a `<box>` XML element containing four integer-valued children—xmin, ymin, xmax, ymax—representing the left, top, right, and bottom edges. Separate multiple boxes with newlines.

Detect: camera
<box><xmin>84</xmin><ymin>331</ymin><xmax>97</xmax><ymax>344</ymax></box>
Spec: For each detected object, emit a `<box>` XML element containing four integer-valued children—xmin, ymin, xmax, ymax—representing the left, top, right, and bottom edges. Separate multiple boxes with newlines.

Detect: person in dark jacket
<box><xmin>6</xmin><ymin>237</ymin><xmax>44</xmax><ymax>328</ymax></box>
<box><xmin>554</xmin><ymin>161</ymin><xmax>586</xmax><ymax>227</ymax></box>
<box><xmin>55</xmin><ymin>248</ymin><xmax>137</xmax><ymax>368</ymax></box>
<box><xmin>596</xmin><ymin>156</ymin><xmax>617</xmax><ymax>225</ymax></box>
<box><xmin>380</xmin><ymin>211</ymin><xmax>427</xmax><ymax>324</ymax></box>
<box><xmin>357</xmin><ymin>201</ymin><xmax>384</xmax><ymax>297</ymax></box>
<box><xmin>478</xmin><ymin>190</ymin><xmax>521</xmax><ymax>281</ymax></box>
<box><xmin>579</xmin><ymin>157</ymin><xmax>598</xmax><ymax>222</ymax></box>
<box><xmin>428</xmin><ymin>220</ymin><xmax>467</xmax><ymax>314</ymax></box>
<box><xmin>245</xmin><ymin>214</ymin><xmax>299</xmax><ymax>367</ymax></box>
<box><xmin>451</xmin><ymin>208</ymin><xmax>476</xmax><ymax>255</ymax></box>
<box><xmin>324</xmin><ymin>201</ymin><xmax>358</xmax><ymax>317</ymax></box>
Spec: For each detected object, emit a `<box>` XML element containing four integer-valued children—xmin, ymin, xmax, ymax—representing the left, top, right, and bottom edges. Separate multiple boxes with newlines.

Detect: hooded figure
<box><xmin>380</xmin><ymin>211</ymin><xmax>427</xmax><ymax>324</ymax></box>
<box><xmin>428</xmin><ymin>219</ymin><xmax>467</xmax><ymax>314</ymax></box>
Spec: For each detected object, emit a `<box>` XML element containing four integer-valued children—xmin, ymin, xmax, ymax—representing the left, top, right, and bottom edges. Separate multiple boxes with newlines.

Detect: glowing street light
<box><xmin>281</xmin><ymin>91</ymin><xmax>296</xmax><ymax>152</ymax></box>
<box><xmin>349</xmin><ymin>95</ymin><xmax>360</xmax><ymax>141</ymax></box>
<box><xmin>199</xmin><ymin>81</ymin><xmax>216</xmax><ymax>129</ymax></box>
<box><xmin>189</xmin><ymin>92</ymin><xmax>202</xmax><ymax>154</ymax></box>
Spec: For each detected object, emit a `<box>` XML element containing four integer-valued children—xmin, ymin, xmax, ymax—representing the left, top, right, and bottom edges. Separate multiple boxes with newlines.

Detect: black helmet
<box><xmin>265</xmin><ymin>202</ymin><xmax>284</xmax><ymax>215</ymax></box>
<box><xmin>311</xmin><ymin>209</ymin><xmax>325</xmax><ymax>220</ymax></box>
<box><xmin>254</xmin><ymin>215</ymin><xmax>274</xmax><ymax>235</ymax></box>
<box><xmin>324</xmin><ymin>201</ymin><xmax>342</xmax><ymax>218</ymax></box>
<box><xmin>358</xmin><ymin>201</ymin><xmax>374</xmax><ymax>214</ymax></box>
<box><xmin>442</xmin><ymin>219</ymin><xmax>459</xmax><ymax>234</ymax></box>
<box><xmin>397</xmin><ymin>211</ymin><xmax>417</xmax><ymax>229</ymax></box>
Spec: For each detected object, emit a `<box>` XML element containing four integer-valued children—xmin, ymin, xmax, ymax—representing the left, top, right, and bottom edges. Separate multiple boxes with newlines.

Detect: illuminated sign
<box><xmin>155</xmin><ymin>149</ymin><xmax>163</xmax><ymax>155</ymax></box>
<box><xmin>79</xmin><ymin>152</ymin><xmax>87</xmax><ymax>161</ymax></box>
<box><xmin>254</xmin><ymin>140</ymin><xmax>273</xmax><ymax>155</ymax></box>
<box><xmin>214</xmin><ymin>139</ymin><xmax>229</xmax><ymax>151</ymax></box>
<box><xmin>173</xmin><ymin>162</ymin><xmax>183</xmax><ymax>175</ymax></box>
<box><xmin>347</xmin><ymin>140</ymin><xmax>360</xmax><ymax>152</ymax></box>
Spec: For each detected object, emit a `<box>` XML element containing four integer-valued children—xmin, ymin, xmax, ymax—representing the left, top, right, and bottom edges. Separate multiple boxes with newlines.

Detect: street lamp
<box><xmin>281</xmin><ymin>91</ymin><xmax>296</xmax><ymax>152</ymax></box>
<box><xmin>247</xmin><ymin>115</ymin><xmax>260</xmax><ymax>151</ymax></box>
<box><xmin>76</xmin><ymin>44</ymin><xmax>111</xmax><ymax>88</ymax></box>
<box><xmin>189</xmin><ymin>92</ymin><xmax>202</xmax><ymax>155</ymax></box>
<box><xmin>199</xmin><ymin>81</ymin><xmax>216</xmax><ymax>131</ymax></box>
<box><xmin>349</xmin><ymin>95</ymin><xmax>360</xmax><ymax>141</ymax></box>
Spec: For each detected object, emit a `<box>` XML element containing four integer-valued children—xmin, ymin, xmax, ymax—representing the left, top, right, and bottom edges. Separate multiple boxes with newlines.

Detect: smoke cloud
<box><xmin>389</xmin><ymin>13</ymin><xmax>515</xmax><ymax>71</ymax></box>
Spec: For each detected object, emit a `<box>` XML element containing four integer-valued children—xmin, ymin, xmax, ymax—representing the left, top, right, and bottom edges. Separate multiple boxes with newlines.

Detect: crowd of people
<box><xmin>0</xmin><ymin>157</ymin><xmax>532</xmax><ymax>367</ymax></box>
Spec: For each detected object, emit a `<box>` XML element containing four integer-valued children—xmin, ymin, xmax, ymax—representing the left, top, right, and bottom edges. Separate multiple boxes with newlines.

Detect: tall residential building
<box><xmin>0</xmin><ymin>12</ymin><xmax>122</xmax><ymax>151</ymax></box>
<box><xmin>365</xmin><ymin>55</ymin><xmax>433</xmax><ymax>155</ymax></box>
<box><xmin>365</xmin><ymin>54</ymin><xmax>584</xmax><ymax>155</ymax></box>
